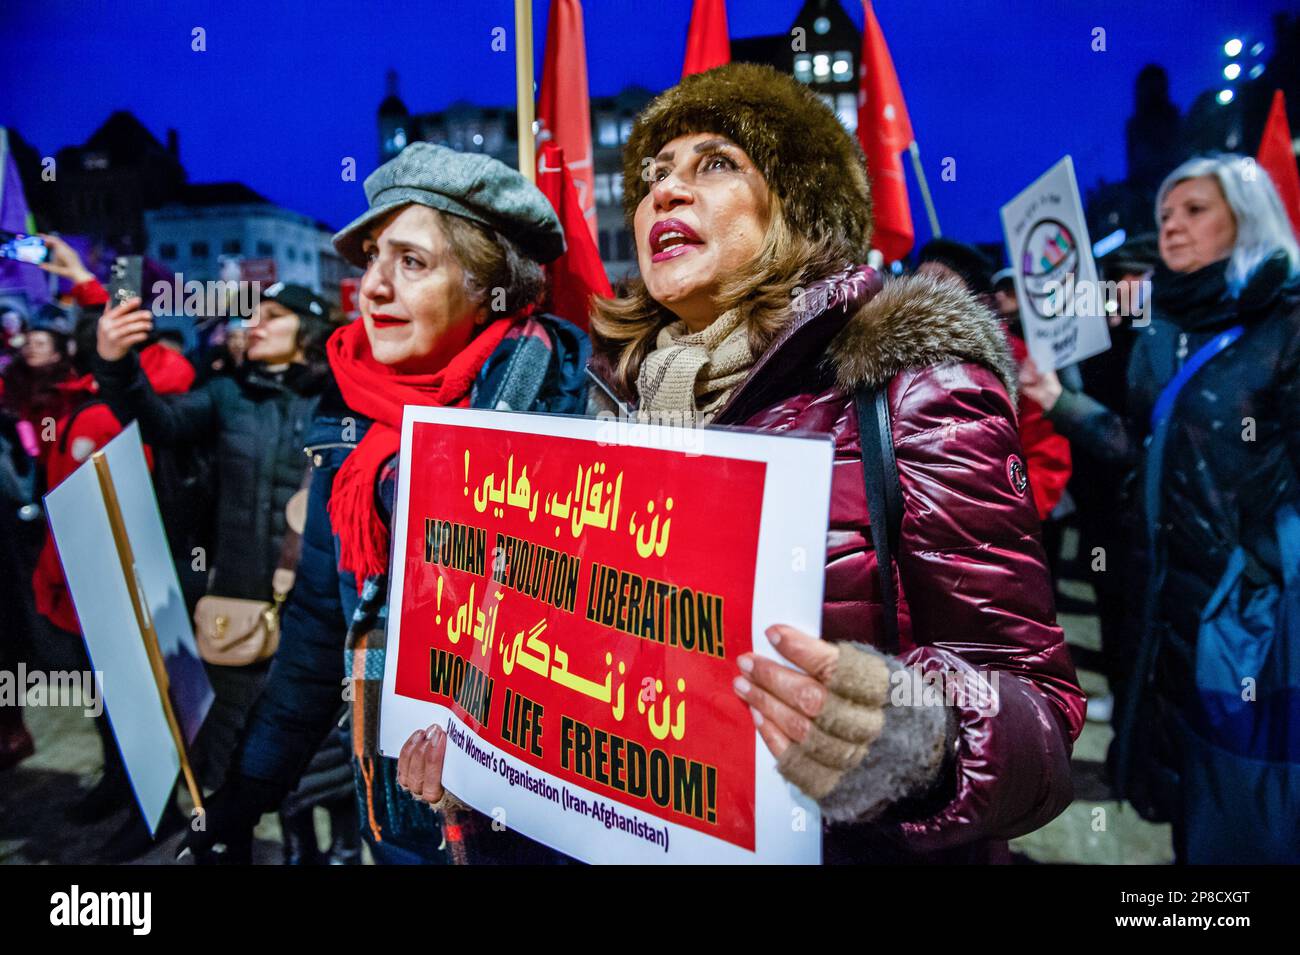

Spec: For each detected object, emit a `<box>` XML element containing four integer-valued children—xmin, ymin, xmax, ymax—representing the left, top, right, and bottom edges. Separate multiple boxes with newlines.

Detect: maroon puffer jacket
<box><xmin>595</xmin><ymin>267</ymin><xmax>1085</xmax><ymax>861</ymax></box>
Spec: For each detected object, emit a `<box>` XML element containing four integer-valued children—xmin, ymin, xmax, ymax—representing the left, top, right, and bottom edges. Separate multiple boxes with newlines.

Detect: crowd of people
<box><xmin>1</xmin><ymin>63</ymin><xmax>1296</xmax><ymax>865</ymax></box>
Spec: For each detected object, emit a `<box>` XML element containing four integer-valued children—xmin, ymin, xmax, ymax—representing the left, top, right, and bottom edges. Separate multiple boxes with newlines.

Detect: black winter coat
<box><xmin>94</xmin><ymin>354</ymin><xmax>327</xmax><ymax>601</ymax></box>
<box><xmin>1050</xmin><ymin>256</ymin><xmax>1300</xmax><ymax>688</ymax></box>
<box><xmin>1050</xmin><ymin>254</ymin><xmax>1300</xmax><ymax>827</ymax></box>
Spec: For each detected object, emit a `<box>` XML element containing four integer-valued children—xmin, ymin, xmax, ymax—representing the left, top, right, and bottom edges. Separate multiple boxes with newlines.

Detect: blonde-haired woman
<box><xmin>402</xmin><ymin>64</ymin><xmax>1085</xmax><ymax>864</ymax></box>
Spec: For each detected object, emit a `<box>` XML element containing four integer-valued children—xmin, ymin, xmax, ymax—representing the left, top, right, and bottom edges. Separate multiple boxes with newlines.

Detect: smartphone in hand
<box><xmin>0</xmin><ymin>231</ymin><xmax>50</xmax><ymax>265</ymax></box>
<box><xmin>107</xmin><ymin>255</ymin><xmax>144</xmax><ymax>309</ymax></box>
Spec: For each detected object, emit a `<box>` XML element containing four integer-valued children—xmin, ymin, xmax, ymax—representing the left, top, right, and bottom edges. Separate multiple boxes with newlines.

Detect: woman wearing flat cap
<box><xmin>400</xmin><ymin>64</ymin><xmax>1085</xmax><ymax>864</ymax></box>
<box><xmin>182</xmin><ymin>142</ymin><xmax>589</xmax><ymax>865</ymax></box>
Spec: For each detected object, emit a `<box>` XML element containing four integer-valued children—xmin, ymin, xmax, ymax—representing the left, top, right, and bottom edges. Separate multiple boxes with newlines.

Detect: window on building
<box><xmin>191</xmin><ymin>241</ymin><xmax>209</xmax><ymax>259</ymax></box>
<box><xmin>793</xmin><ymin>54</ymin><xmax>812</xmax><ymax>83</ymax></box>
<box><xmin>159</xmin><ymin>243</ymin><xmax>177</xmax><ymax>260</ymax></box>
<box><xmin>599</xmin><ymin>230</ymin><xmax>611</xmax><ymax>262</ymax></box>
<box><xmin>257</xmin><ymin>241</ymin><xmax>273</xmax><ymax>257</ymax></box>
<box><xmin>287</xmin><ymin>246</ymin><xmax>297</xmax><ymax>262</ymax></box>
<box><xmin>302</xmin><ymin>249</ymin><xmax>315</xmax><ymax>267</ymax></box>
<box><xmin>597</xmin><ymin>118</ymin><xmax>618</xmax><ymax>148</ymax></box>
<box><xmin>222</xmin><ymin>239</ymin><xmax>241</xmax><ymax>255</ymax></box>
<box><xmin>812</xmin><ymin>53</ymin><xmax>831</xmax><ymax>83</ymax></box>
<box><xmin>611</xmin><ymin>175</ymin><xmax>623</xmax><ymax>202</ymax></box>
<box><xmin>833</xmin><ymin>51</ymin><xmax>853</xmax><ymax>81</ymax></box>
<box><xmin>836</xmin><ymin>92</ymin><xmax>858</xmax><ymax>133</ymax></box>
<box><xmin>616</xmin><ymin>230</ymin><xmax>633</xmax><ymax>262</ymax></box>
<box><xmin>619</xmin><ymin>119</ymin><xmax>633</xmax><ymax>144</ymax></box>
<box><xmin>594</xmin><ymin>174</ymin><xmax>612</xmax><ymax>205</ymax></box>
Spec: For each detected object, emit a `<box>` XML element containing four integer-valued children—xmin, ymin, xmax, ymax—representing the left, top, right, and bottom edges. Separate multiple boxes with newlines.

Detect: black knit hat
<box><xmin>30</xmin><ymin>303</ymin><xmax>74</xmax><ymax>338</ymax></box>
<box><xmin>916</xmin><ymin>239</ymin><xmax>995</xmax><ymax>297</ymax></box>
<box><xmin>261</xmin><ymin>282</ymin><xmax>331</xmax><ymax>324</ymax></box>
<box><xmin>622</xmin><ymin>63</ymin><xmax>873</xmax><ymax>261</ymax></box>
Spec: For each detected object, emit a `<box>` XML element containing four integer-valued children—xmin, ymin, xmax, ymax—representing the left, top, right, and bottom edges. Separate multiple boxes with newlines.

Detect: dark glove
<box><xmin>177</xmin><ymin>775</ymin><xmax>282</xmax><ymax>865</ymax></box>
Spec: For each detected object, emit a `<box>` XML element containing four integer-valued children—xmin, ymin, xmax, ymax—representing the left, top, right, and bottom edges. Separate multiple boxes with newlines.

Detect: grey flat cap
<box><xmin>332</xmin><ymin>142</ymin><xmax>565</xmax><ymax>267</ymax></box>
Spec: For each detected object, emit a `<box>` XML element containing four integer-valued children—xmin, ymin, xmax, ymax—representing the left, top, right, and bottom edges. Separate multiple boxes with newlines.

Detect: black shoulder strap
<box><xmin>855</xmin><ymin>385</ymin><xmax>904</xmax><ymax>654</ymax></box>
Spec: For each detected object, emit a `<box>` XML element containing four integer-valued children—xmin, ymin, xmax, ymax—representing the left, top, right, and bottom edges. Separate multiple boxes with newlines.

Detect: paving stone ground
<box><xmin>2</xmin><ymin>530</ymin><xmax>1170</xmax><ymax>865</ymax></box>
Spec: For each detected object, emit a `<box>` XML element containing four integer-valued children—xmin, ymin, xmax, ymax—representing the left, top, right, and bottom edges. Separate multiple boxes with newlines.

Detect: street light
<box><xmin>1217</xmin><ymin>34</ymin><xmax>1266</xmax><ymax>98</ymax></box>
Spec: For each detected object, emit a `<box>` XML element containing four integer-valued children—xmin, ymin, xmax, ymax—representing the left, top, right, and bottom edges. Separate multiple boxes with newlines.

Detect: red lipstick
<box><xmin>648</xmin><ymin>218</ymin><xmax>703</xmax><ymax>262</ymax></box>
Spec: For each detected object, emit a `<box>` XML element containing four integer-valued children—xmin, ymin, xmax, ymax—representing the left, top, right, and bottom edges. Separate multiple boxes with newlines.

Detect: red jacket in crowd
<box><xmin>1007</xmin><ymin>331</ymin><xmax>1072</xmax><ymax>520</ymax></box>
<box><xmin>32</xmin><ymin>279</ymin><xmax>196</xmax><ymax>633</ymax></box>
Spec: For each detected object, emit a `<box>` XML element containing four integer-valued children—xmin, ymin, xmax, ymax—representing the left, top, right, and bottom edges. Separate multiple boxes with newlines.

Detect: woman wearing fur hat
<box><xmin>399</xmin><ymin>64</ymin><xmax>1085</xmax><ymax>863</ymax></box>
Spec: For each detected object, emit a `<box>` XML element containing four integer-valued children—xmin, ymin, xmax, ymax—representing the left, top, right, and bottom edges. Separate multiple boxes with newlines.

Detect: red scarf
<box><xmin>326</xmin><ymin>318</ymin><xmax>513</xmax><ymax>580</ymax></box>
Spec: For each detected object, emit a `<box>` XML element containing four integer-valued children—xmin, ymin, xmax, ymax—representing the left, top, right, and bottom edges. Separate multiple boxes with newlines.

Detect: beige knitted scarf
<box><xmin>635</xmin><ymin>308</ymin><xmax>754</xmax><ymax>427</ymax></box>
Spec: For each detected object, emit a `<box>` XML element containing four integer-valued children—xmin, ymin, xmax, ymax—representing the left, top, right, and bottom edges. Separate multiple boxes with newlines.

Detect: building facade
<box><xmin>45</xmin><ymin>111</ymin><xmax>187</xmax><ymax>254</ymax></box>
<box><xmin>145</xmin><ymin>184</ymin><xmax>349</xmax><ymax>301</ymax></box>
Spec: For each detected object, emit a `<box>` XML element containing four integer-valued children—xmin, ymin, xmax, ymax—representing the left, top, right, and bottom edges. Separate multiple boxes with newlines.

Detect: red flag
<box><xmin>1258</xmin><ymin>90</ymin><xmax>1300</xmax><ymax>240</ymax></box>
<box><xmin>857</xmin><ymin>1</ymin><xmax>915</xmax><ymax>262</ymax></box>
<box><xmin>682</xmin><ymin>0</ymin><xmax>729</xmax><ymax>78</ymax></box>
<box><xmin>537</xmin><ymin>0</ymin><xmax>597</xmax><ymax>241</ymax></box>
<box><xmin>537</xmin><ymin>142</ymin><xmax>611</xmax><ymax>332</ymax></box>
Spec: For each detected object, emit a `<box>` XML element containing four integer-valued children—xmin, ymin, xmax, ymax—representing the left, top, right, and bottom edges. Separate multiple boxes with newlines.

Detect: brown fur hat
<box><xmin>622</xmin><ymin>63</ymin><xmax>873</xmax><ymax>260</ymax></box>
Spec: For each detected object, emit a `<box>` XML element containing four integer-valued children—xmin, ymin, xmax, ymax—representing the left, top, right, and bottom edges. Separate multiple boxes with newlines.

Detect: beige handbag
<box><xmin>194</xmin><ymin>480</ymin><xmax>310</xmax><ymax>667</ymax></box>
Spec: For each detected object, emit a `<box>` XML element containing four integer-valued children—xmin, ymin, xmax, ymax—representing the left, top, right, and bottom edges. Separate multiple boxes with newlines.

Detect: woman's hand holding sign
<box><xmin>734</xmin><ymin>625</ymin><xmax>895</xmax><ymax>804</ymax></box>
<box><xmin>1018</xmin><ymin>356</ymin><xmax>1063</xmax><ymax>413</ymax></box>
<box><xmin>396</xmin><ymin>725</ymin><xmax>450</xmax><ymax>807</ymax></box>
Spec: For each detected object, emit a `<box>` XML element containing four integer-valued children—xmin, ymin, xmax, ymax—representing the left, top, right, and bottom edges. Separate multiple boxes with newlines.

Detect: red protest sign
<box><xmin>394</xmin><ymin>420</ymin><xmax>765</xmax><ymax>848</ymax></box>
<box><xmin>381</xmin><ymin>408</ymin><xmax>832</xmax><ymax>864</ymax></box>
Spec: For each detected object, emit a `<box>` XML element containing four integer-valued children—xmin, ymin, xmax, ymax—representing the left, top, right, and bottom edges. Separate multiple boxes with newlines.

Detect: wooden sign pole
<box><xmin>515</xmin><ymin>0</ymin><xmax>536</xmax><ymax>182</ymax></box>
<box><xmin>92</xmin><ymin>451</ymin><xmax>204</xmax><ymax>817</ymax></box>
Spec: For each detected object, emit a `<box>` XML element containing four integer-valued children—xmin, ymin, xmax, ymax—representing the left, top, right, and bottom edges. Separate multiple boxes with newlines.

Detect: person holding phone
<box><xmin>93</xmin><ymin>264</ymin><xmax>364</xmax><ymax>863</ymax></box>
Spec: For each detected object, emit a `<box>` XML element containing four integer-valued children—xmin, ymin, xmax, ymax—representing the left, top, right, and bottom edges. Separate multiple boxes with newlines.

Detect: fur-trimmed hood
<box><xmin>827</xmin><ymin>273</ymin><xmax>1017</xmax><ymax>399</ymax></box>
<box><xmin>588</xmin><ymin>270</ymin><xmax>1019</xmax><ymax>421</ymax></box>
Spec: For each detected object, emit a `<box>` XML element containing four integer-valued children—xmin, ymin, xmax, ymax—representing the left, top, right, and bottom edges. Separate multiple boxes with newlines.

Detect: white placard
<box><xmin>1000</xmin><ymin>155</ymin><xmax>1111</xmax><ymax>370</ymax></box>
<box><xmin>45</xmin><ymin>423</ymin><xmax>212</xmax><ymax>834</ymax></box>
